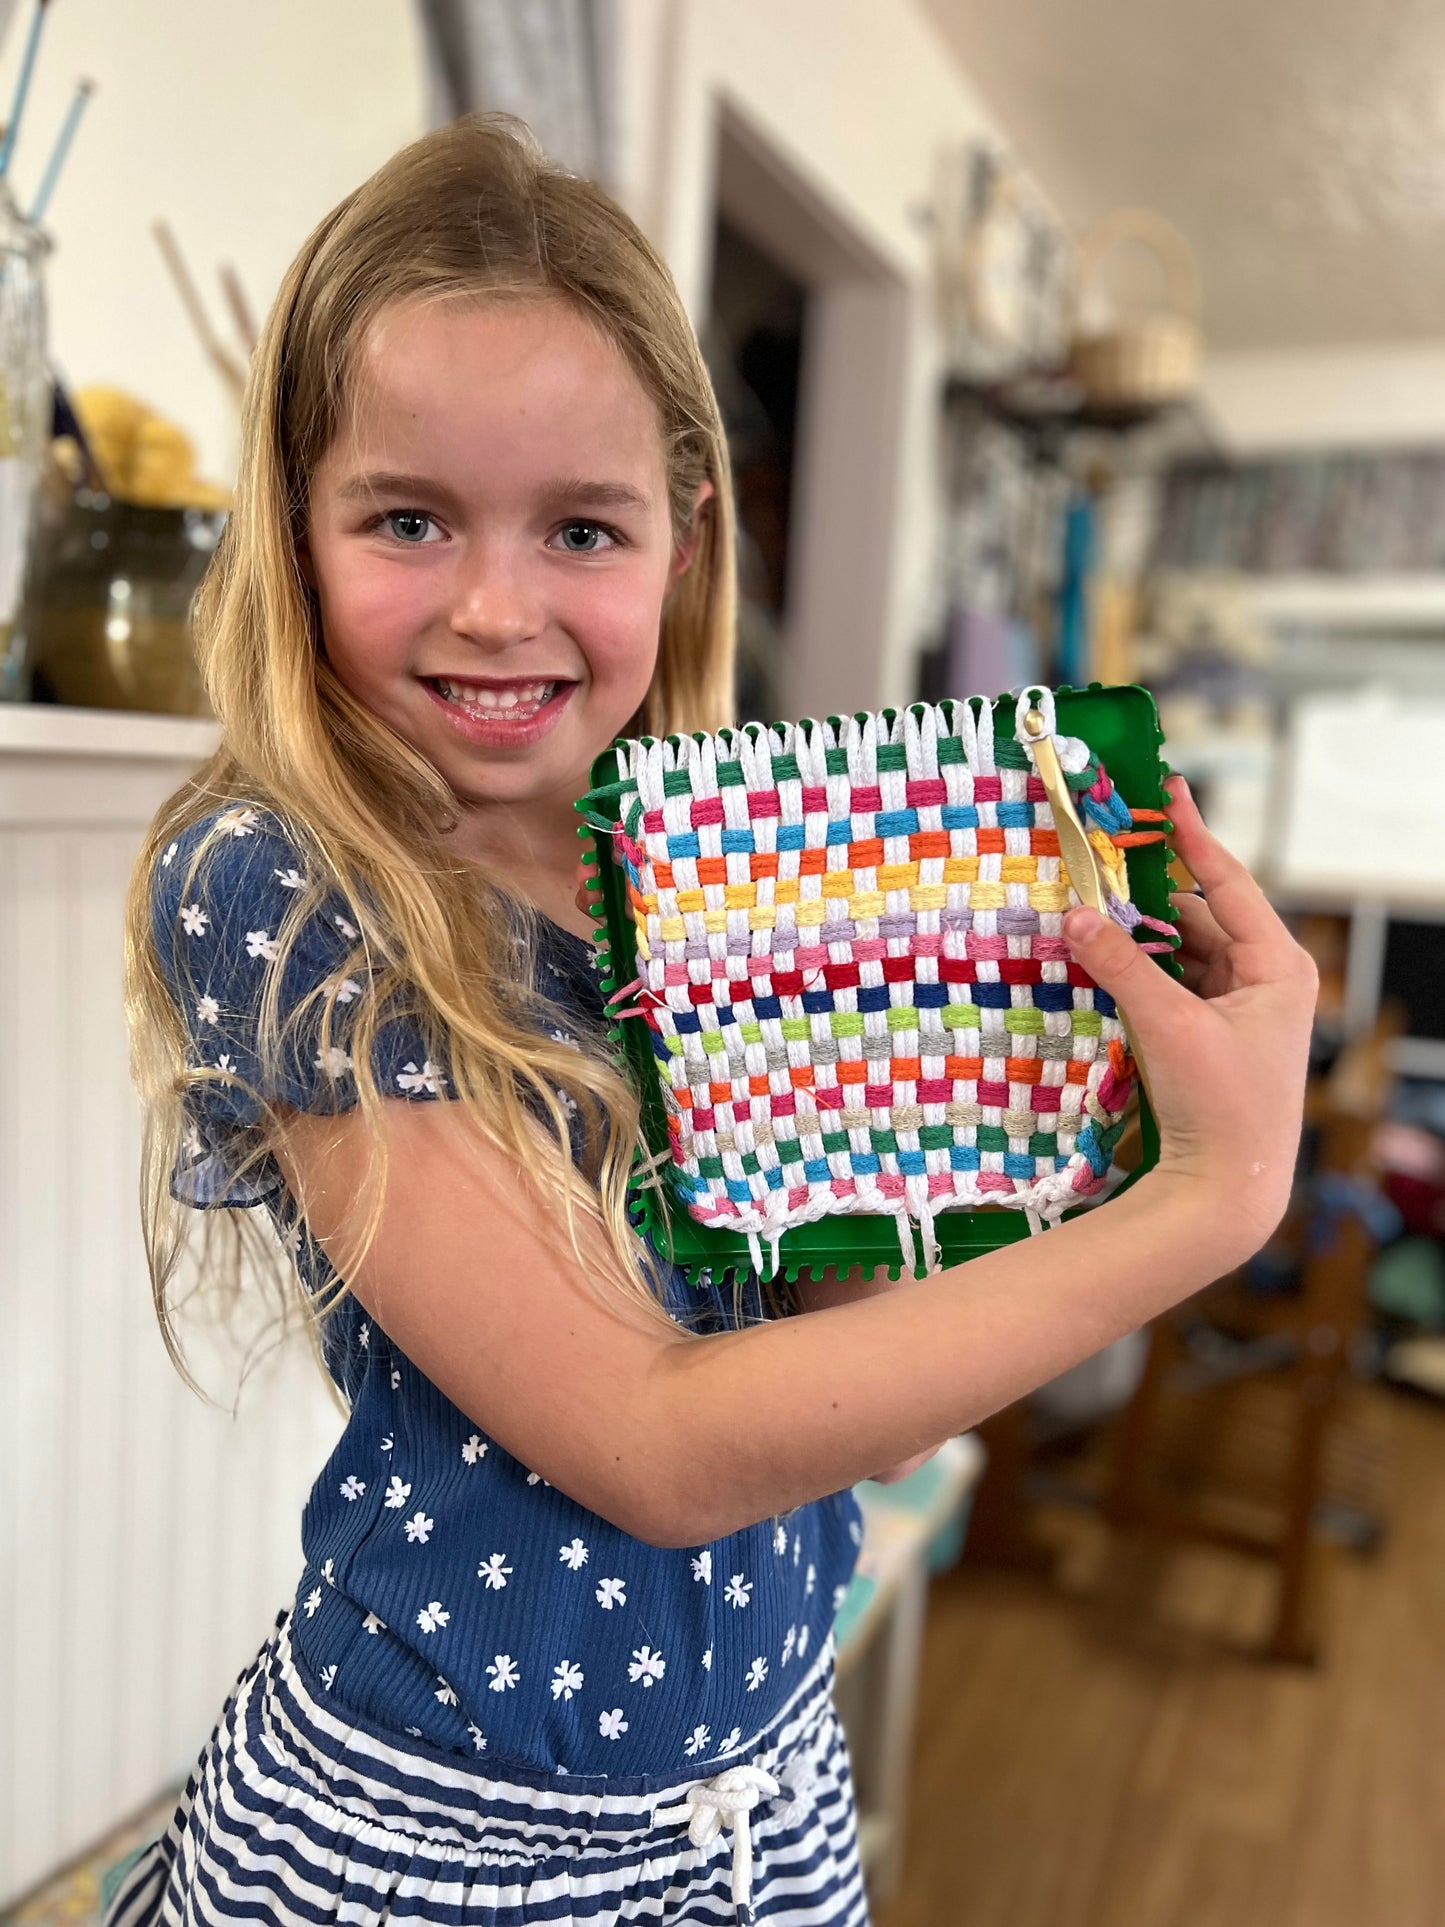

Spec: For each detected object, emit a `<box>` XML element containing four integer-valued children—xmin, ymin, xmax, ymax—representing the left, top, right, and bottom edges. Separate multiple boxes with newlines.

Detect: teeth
<box><xmin>437</xmin><ymin>679</ymin><xmax>556</xmax><ymax>713</ymax></box>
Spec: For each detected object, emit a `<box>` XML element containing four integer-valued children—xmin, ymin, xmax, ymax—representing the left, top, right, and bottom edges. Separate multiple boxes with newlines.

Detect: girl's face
<box><xmin>305</xmin><ymin>296</ymin><xmax>707</xmax><ymax>852</ymax></box>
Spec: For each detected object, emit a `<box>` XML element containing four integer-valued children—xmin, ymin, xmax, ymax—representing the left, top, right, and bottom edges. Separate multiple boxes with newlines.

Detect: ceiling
<box><xmin>920</xmin><ymin>0</ymin><xmax>1445</xmax><ymax>351</ymax></box>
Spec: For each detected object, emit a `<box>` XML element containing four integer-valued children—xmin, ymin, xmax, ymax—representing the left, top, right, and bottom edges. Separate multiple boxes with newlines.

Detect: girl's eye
<box><xmin>380</xmin><ymin>510</ymin><xmax>440</xmax><ymax>544</ymax></box>
<box><xmin>552</xmin><ymin>520</ymin><xmax>618</xmax><ymax>555</ymax></box>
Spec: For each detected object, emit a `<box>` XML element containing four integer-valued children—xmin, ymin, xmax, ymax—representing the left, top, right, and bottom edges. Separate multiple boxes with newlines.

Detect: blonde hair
<box><xmin>125</xmin><ymin>114</ymin><xmax>738</xmax><ymax>1393</ymax></box>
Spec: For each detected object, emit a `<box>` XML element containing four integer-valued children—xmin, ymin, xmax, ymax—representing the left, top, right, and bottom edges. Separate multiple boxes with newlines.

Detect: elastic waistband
<box><xmin>246</xmin><ymin>1609</ymin><xmax>840</xmax><ymax>1865</ymax></box>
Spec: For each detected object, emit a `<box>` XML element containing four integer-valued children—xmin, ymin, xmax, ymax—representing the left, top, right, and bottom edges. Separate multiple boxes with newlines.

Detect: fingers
<box><xmin>1164</xmin><ymin>777</ymin><xmax>1283</xmax><ymax>947</ymax></box>
<box><xmin>1062</xmin><ymin>905</ymin><xmax>1187</xmax><ymax>1034</ymax></box>
<box><xmin>1170</xmin><ymin>889</ymin><xmax>1228</xmax><ymax>963</ymax></box>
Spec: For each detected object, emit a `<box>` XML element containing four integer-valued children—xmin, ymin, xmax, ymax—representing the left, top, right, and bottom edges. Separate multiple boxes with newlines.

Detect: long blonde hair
<box><xmin>125</xmin><ymin>114</ymin><xmax>738</xmax><ymax>1393</ymax></box>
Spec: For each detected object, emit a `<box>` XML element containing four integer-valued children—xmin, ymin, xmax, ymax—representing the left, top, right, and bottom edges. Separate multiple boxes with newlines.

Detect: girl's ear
<box><xmin>667</xmin><ymin>478</ymin><xmax>715</xmax><ymax>589</ymax></box>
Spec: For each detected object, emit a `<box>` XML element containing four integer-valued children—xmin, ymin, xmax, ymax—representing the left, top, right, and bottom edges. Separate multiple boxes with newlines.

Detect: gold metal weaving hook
<box><xmin>1022</xmin><ymin>707</ymin><xmax>1108</xmax><ymax>914</ymax></box>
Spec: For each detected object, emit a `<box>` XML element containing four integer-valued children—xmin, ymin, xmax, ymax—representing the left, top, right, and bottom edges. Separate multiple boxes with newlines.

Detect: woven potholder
<box><xmin>580</xmin><ymin>687</ymin><xmax>1174</xmax><ymax>1279</ymax></box>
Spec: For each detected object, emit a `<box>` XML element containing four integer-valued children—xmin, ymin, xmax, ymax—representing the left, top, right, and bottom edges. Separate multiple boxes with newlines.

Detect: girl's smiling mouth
<box><xmin>422</xmin><ymin>674</ymin><xmax>578</xmax><ymax>747</ymax></box>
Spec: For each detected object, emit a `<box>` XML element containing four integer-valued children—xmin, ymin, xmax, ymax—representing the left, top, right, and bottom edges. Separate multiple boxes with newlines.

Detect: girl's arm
<box><xmin>793</xmin><ymin>1269</ymin><xmax>943</xmax><ymax>1482</ymax></box>
<box><xmin>275</xmin><ymin>780</ymin><xmax>1317</xmax><ymax>1547</ymax></box>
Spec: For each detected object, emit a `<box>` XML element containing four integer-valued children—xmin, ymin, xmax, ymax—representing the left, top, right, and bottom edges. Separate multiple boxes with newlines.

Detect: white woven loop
<box><xmin>1015</xmin><ymin>684</ymin><xmax>1057</xmax><ymax>744</ymax></box>
<box><xmin>654</xmin><ymin>1762</ymin><xmax>783</xmax><ymax>1918</ymax></box>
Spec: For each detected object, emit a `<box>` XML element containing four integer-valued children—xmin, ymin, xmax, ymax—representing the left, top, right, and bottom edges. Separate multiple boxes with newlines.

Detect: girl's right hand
<box><xmin>1061</xmin><ymin>775</ymin><xmax>1318</xmax><ymax>1253</ymax></box>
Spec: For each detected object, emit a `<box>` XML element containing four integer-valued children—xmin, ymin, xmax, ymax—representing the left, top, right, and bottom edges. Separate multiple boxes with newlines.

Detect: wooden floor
<box><xmin>873</xmin><ymin>1385</ymin><xmax>1445</xmax><ymax>1927</ymax></box>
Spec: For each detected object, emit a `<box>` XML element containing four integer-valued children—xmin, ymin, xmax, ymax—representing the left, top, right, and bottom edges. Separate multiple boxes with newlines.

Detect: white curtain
<box><xmin>418</xmin><ymin>0</ymin><xmax>616</xmax><ymax>186</ymax></box>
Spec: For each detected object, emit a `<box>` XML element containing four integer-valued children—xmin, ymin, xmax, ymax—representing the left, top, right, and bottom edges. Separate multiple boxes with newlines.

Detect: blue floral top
<box><xmin>151</xmin><ymin>802</ymin><xmax>861</xmax><ymax>1777</ymax></box>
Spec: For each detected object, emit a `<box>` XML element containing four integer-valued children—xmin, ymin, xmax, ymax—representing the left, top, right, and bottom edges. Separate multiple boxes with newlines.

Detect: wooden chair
<box><xmin>1104</xmin><ymin>1019</ymin><xmax>1396</xmax><ymax>1663</ymax></box>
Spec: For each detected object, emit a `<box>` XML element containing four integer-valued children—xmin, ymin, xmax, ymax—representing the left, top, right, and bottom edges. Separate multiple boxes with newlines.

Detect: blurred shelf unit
<box><xmin>1152</xmin><ymin>447</ymin><xmax>1445</xmax><ymax>576</ymax></box>
<box><xmin>942</xmin><ymin>374</ymin><xmax>1217</xmax><ymax>473</ymax></box>
<box><xmin>1242</xmin><ymin>573</ymin><xmax>1445</xmax><ymax>629</ymax></box>
<box><xmin>0</xmin><ymin>700</ymin><xmax>217</xmax><ymax>760</ymax></box>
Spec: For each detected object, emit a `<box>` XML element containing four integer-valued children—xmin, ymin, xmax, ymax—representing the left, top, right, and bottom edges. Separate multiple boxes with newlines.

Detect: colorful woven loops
<box><xmin>599</xmin><ymin>699</ymin><xmax>1152</xmax><ymax>1275</ymax></box>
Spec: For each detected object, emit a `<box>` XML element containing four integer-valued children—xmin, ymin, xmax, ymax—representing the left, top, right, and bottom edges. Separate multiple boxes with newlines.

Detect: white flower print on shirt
<box><xmin>215</xmin><ymin>1054</ymin><xmax>235</xmax><ymax>1076</ymax></box>
<box><xmin>746</xmin><ymin>1656</ymin><xmax>769</xmax><ymax>1692</ymax></box>
<box><xmin>245</xmin><ymin>929</ymin><xmax>280</xmax><ymax>961</ymax></box>
<box><xmin>478</xmin><ymin>1553</ymin><xmax>512</xmax><ymax>1590</ymax></box>
<box><xmin>691</xmin><ymin>1549</ymin><xmax>711</xmax><ymax>1585</ymax></box>
<box><xmin>435</xmin><ymin>1677</ymin><xmax>458</xmax><ymax>1707</ymax></box>
<box><xmin>380</xmin><ymin>1434</ymin><xmax>394</xmax><ymax>1454</ymax></box>
<box><xmin>559</xmin><ymin>1538</ymin><xmax>588</xmax><ymax>1570</ymax></box>
<box><xmin>724</xmin><ymin>1574</ymin><xmax>753</xmax><ymax>1610</ymax></box>
<box><xmin>551</xmin><ymin>1660</ymin><xmax>584</xmax><ymax>1702</ymax></box>
<box><xmin>302</xmin><ymin>1587</ymin><xmax>322</xmax><ymax>1618</ymax></box>
<box><xmin>599</xmin><ymin>1708</ymin><xmax>628</xmax><ymax>1740</ymax></box>
<box><xmin>397</xmin><ymin>1059</ymin><xmax>444</xmax><ymax>1094</ymax></box>
<box><xmin>383</xmin><ymin>1475</ymin><xmax>410</xmax><ymax>1508</ymax></box>
<box><xmin>416</xmin><ymin>1601</ymin><xmax>450</xmax><ymax>1634</ymax></box>
<box><xmin>684</xmin><ymin>1725</ymin><xmax>711</xmax><ymax>1758</ymax></box>
<box><xmin>333</xmin><ymin>912</ymin><xmax>358</xmax><ymax>940</ymax></box>
<box><xmin>718</xmin><ymin>1726</ymin><xmax>742</xmax><ymax>1754</ymax></box>
<box><xmin>595</xmin><ymin>1576</ymin><xmax>626</xmax><ymax>1610</ymax></box>
<box><xmin>793</xmin><ymin>1535</ymin><xmax>802</xmax><ymax>1567</ymax></box>
<box><xmin>180</xmin><ymin>903</ymin><xmax>209</xmax><ymax>937</ymax></box>
<box><xmin>781</xmin><ymin>1625</ymin><xmax>797</xmax><ymax>1665</ymax></box>
<box><xmin>462</xmin><ymin>1434</ymin><xmax>488</xmax><ymax>1465</ymax></box>
<box><xmin>773</xmin><ymin>1522</ymin><xmax>788</xmax><ymax>1555</ymax></box>
<box><xmin>321</xmin><ymin>1558</ymin><xmax>335</xmax><ymax>1587</ymax></box>
<box><xmin>833</xmin><ymin>1583</ymin><xmax>848</xmax><ymax>1612</ymax></box>
<box><xmin>358</xmin><ymin>1323</ymin><xmax>370</xmax><ymax>1348</ymax></box>
<box><xmin>217</xmin><ymin>806</ymin><xmax>258</xmax><ymax>838</ymax></box>
<box><xmin>273</xmin><ymin>867</ymin><xmax>305</xmax><ymax>890</ymax></box>
<box><xmin>797</xmin><ymin>1625</ymin><xmax>810</xmax><ymax>1660</ymax></box>
<box><xmin>333</xmin><ymin>975</ymin><xmax>363</xmax><ymax>1005</ymax></box>
<box><xmin>849</xmin><ymin>1517</ymin><xmax>863</xmax><ymax>1546</ymax></box>
<box><xmin>467</xmin><ymin>1722</ymin><xmax>487</xmax><ymax>1752</ymax></box>
<box><xmin>804</xmin><ymin>1563</ymin><xmax>816</xmax><ymax>1598</ymax></box>
<box><xmin>629</xmin><ymin>1645</ymin><xmax>666</xmax><ymax>1687</ymax></box>
<box><xmin>487</xmin><ymin>1654</ymin><xmax>520</xmax><ymax>1693</ymax></box>
<box><xmin>362</xmin><ymin>1611</ymin><xmax>385</xmax><ymax>1635</ymax></box>
<box><xmin>319</xmin><ymin>1664</ymin><xmax>337</xmax><ymax>1691</ymax></box>
<box><xmin>702</xmin><ymin>1647</ymin><xmax>713</xmax><ymax>1671</ymax></box>
<box><xmin>161</xmin><ymin>841</ymin><xmax>178</xmax><ymax>867</ymax></box>
<box><xmin>196</xmin><ymin>994</ymin><xmax>220</xmax><ymax>1026</ymax></box>
<box><xmin>390</xmin><ymin>1369</ymin><xmax>401</xmax><ymax>1389</ymax></box>
<box><xmin>314</xmin><ymin>1044</ymin><xmax>352</xmax><ymax>1078</ymax></box>
<box><xmin>404</xmin><ymin>1511</ymin><xmax>434</xmax><ymax>1544</ymax></box>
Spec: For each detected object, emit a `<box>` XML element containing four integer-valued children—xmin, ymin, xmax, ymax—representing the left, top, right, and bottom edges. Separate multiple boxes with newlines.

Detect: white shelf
<box><xmin>0</xmin><ymin>703</ymin><xmax>220</xmax><ymax>763</ymax></box>
<box><xmin>1244</xmin><ymin>574</ymin><xmax>1445</xmax><ymax>628</ymax></box>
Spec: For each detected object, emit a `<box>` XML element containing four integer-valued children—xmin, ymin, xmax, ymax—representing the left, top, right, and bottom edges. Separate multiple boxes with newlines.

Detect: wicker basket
<box><xmin>1065</xmin><ymin>207</ymin><xmax>1200</xmax><ymax>411</ymax></box>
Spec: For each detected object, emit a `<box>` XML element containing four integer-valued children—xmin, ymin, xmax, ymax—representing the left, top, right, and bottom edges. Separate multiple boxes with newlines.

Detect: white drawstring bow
<box><xmin>654</xmin><ymin>1762</ymin><xmax>782</xmax><ymax>1921</ymax></box>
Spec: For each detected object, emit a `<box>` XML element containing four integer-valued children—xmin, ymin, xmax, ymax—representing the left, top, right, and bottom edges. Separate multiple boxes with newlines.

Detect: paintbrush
<box><xmin>29</xmin><ymin>74</ymin><xmax>93</xmax><ymax>223</ymax></box>
<box><xmin>0</xmin><ymin>0</ymin><xmax>51</xmax><ymax>182</ymax></box>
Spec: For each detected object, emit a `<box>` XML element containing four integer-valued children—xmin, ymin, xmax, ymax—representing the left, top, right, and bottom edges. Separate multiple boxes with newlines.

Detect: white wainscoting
<box><xmin>0</xmin><ymin>707</ymin><xmax>347</xmax><ymax>1908</ymax></box>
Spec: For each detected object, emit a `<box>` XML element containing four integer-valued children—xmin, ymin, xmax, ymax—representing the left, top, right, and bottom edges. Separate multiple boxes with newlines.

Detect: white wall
<box><xmin>0</xmin><ymin>0</ymin><xmax>428</xmax><ymax>484</ymax></box>
<box><xmin>616</xmin><ymin>0</ymin><xmax>1014</xmax><ymax>707</ymax></box>
<box><xmin>1201</xmin><ymin>341</ymin><xmax>1445</xmax><ymax>454</ymax></box>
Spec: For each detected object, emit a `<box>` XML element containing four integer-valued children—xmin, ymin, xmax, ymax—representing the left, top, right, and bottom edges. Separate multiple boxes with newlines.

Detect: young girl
<box><xmin>110</xmin><ymin>114</ymin><xmax>1316</xmax><ymax>1927</ymax></box>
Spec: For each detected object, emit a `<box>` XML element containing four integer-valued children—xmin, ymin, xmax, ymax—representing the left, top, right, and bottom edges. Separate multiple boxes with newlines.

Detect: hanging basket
<box><xmin>1065</xmin><ymin>207</ymin><xmax>1201</xmax><ymax>412</ymax></box>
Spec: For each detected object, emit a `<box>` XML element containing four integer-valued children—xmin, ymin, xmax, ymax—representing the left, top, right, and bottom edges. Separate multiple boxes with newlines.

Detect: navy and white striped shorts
<box><xmin>104</xmin><ymin>1609</ymin><xmax>869</xmax><ymax>1925</ymax></box>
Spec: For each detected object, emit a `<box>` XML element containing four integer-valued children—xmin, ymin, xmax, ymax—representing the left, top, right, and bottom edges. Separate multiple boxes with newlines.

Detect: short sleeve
<box><xmin>152</xmin><ymin>803</ymin><xmax>445</xmax><ymax>1209</ymax></box>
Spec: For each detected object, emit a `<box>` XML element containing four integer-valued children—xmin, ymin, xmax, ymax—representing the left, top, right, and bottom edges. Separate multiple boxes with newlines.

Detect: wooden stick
<box><xmin>218</xmin><ymin>261</ymin><xmax>258</xmax><ymax>359</ymax></box>
<box><xmin>151</xmin><ymin>218</ymin><xmax>247</xmax><ymax>404</ymax></box>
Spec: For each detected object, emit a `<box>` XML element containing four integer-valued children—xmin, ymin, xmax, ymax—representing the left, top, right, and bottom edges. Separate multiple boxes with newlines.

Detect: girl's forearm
<box><xmin>646</xmin><ymin>1173</ymin><xmax>1236</xmax><ymax>1544</ymax></box>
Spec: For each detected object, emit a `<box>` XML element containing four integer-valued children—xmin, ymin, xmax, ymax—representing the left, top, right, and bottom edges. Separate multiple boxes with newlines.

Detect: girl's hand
<box><xmin>1061</xmin><ymin>776</ymin><xmax>1318</xmax><ymax>1249</ymax></box>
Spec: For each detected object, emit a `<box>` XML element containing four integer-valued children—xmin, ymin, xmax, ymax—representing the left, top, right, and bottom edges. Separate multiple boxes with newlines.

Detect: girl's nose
<box><xmin>448</xmin><ymin>550</ymin><xmax>545</xmax><ymax>649</ymax></box>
